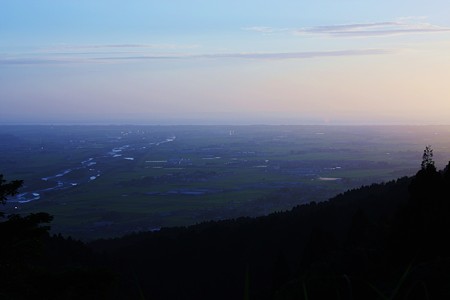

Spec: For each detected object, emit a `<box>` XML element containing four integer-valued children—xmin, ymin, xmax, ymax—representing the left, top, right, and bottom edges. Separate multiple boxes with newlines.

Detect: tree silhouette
<box><xmin>1</xmin><ymin>174</ymin><xmax>52</xmax><ymax>258</ymax></box>
<box><xmin>0</xmin><ymin>174</ymin><xmax>23</xmax><ymax>207</ymax></box>
<box><xmin>421</xmin><ymin>145</ymin><xmax>435</xmax><ymax>171</ymax></box>
<box><xmin>1</xmin><ymin>174</ymin><xmax>53</xmax><ymax>297</ymax></box>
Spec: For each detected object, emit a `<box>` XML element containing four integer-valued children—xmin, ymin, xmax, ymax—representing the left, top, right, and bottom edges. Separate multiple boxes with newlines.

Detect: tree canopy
<box><xmin>0</xmin><ymin>174</ymin><xmax>23</xmax><ymax>206</ymax></box>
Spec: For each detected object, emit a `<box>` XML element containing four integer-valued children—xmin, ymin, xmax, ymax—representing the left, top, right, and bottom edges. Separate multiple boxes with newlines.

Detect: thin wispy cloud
<box><xmin>42</xmin><ymin>43</ymin><xmax>200</xmax><ymax>53</ymax></box>
<box><xmin>296</xmin><ymin>19</ymin><xmax>450</xmax><ymax>37</ymax></box>
<box><xmin>186</xmin><ymin>49</ymin><xmax>394</xmax><ymax>60</ymax></box>
<box><xmin>244</xmin><ymin>18</ymin><xmax>450</xmax><ymax>38</ymax></box>
<box><xmin>242</xmin><ymin>26</ymin><xmax>290</xmax><ymax>33</ymax></box>
<box><xmin>0</xmin><ymin>49</ymin><xmax>395</xmax><ymax>65</ymax></box>
<box><xmin>0</xmin><ymin>57</ymin><xmax>98</xmax><ymax>65</ymax></box>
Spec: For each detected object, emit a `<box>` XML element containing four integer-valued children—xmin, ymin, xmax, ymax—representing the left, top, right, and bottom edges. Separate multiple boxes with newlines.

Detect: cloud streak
<box><xmin>244</xmin><ymin>19</ymin><xmax>450</xmax><ymax>38</ymax></box>
<box><xmin>242</xmin><ymin>26</ymin><xmax>290</xmax><ymax>33</ymax></box>
<box><xmin>163</xmin><ymin>49</ymin><xmax>394</xmax><ymax>60</ymax></box>
<box><xmin>296</xmin><ymin>20</ymin><xmax>450</xmax><ymax>37</ymax></box>
<box><xmin>45</xmin><ymin>43</ymin><xmax>200</xmax><ymax>51</ymax></box>
<box><xmin>0</xmin><ymin>49</ymin><xmax>395</xmax><ymax>65</ymax></box>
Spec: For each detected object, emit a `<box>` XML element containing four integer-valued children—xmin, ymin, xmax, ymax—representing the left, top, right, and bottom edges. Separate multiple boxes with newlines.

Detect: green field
<box><xmin>2</xmin><ymin>125</ymin><xmax>450</xmax><ymax>239</ymax></box>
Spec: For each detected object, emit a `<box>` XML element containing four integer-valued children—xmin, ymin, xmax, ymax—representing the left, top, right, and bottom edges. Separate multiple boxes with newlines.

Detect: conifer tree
<box><xmin>421</xmin><ymin>145</ymin><xmax>435</xmax><ymax>171</ymax></box>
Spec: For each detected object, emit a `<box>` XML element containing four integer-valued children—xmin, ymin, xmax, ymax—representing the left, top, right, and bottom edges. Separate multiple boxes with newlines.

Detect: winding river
<box><xmin>12</xmin><ymin>136</ymin><xmax>176</xmax><ymax>203</ymax></box>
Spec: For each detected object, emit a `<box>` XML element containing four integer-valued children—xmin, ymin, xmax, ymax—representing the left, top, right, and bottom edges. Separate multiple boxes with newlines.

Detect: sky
<box><xmin>1</xmin><ymin>0</ymin><xmax>450</xmax><ymax>125</ymax></box>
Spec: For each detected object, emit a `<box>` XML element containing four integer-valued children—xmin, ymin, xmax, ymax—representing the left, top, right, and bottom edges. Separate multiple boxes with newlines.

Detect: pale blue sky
<box><xmin>2</xmin><ymin>1</ymin><xmax>450</xmax><ymax>124</ymax></box>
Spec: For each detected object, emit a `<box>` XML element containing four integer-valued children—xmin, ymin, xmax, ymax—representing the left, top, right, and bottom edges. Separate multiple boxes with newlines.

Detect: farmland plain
<box><xmin>2</xmin><ymin>125</ymin><xmax>450</xmax><ymax>240</ymax></box>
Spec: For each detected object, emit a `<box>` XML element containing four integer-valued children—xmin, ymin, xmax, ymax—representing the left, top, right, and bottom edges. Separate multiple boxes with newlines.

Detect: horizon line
<box><xmin>1</xmin><ymin>122</ymin><xmax>450</xmax><ymax>127</ymax></box>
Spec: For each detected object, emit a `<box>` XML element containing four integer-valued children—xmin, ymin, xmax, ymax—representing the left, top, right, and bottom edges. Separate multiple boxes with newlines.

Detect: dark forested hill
<box><xmin>89</xmin><ymin>174</ymin><xmax>427</xmax><ymax>300</ymax></box>
<box><xmin>2</xmin><ymin>154</ymin><xmax>450</xmax><ymax>299</ymax></box>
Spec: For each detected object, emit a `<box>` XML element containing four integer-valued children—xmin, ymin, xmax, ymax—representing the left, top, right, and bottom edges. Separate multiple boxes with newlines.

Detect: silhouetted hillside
<box><xmin>2</xmin><ymin>153</ymin><xmax>450</xmax><ymax>299</ymax></box>
<box><xmin>90</xmin><ymin>176</ymin><xmax>418</xmax><ymax>299</ymax></box>
<box><xmin>90</xmin><ymin>158</ymin><xmax>450</xmax><ymax>299</ymax></box>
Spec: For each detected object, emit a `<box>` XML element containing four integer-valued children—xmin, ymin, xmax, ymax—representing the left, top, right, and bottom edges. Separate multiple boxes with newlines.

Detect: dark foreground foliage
<box><xmin>2</xmin><ymin>156</ymin><xmax>450</xmax><ymax>299</ymax></box>
<box><xmin>0</xmin><ymin>177</ymin><xmax>115</xmax><ymax>300</ymax></box>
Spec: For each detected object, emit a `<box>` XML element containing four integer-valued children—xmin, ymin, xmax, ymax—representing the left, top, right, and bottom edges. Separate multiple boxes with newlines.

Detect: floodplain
<box><xmin>2</xmin><ymin>125</ymin><xmax>450</xmax><ymax>239</ymax></box>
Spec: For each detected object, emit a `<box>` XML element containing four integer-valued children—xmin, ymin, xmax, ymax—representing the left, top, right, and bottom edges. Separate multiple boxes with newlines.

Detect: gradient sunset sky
<box><xmin>1</xmin><ymin>1</ymin><xmax>450</xmax><ymax>125</ymax></box>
